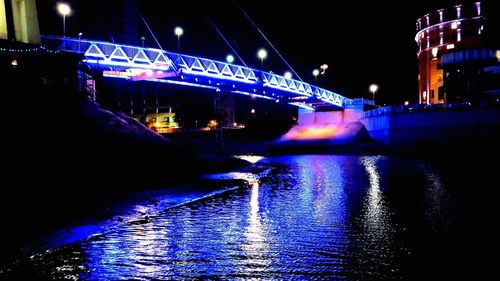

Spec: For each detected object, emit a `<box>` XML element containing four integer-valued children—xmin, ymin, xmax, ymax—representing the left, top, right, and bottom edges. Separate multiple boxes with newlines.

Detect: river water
<box><xmin>1</xmin><ymin>155</ymin><xmax>491</xmax><ymax>280</ymax></box>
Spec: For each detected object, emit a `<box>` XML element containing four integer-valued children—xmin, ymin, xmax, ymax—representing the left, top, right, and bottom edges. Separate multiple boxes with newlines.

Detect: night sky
<box><xmin>37</xmin><ymin>0</ymin><xmax>483</xmax><ymax>104</ymax></box>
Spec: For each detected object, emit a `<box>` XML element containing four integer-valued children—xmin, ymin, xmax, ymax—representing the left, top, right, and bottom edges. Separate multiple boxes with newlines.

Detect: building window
<box><xmin>432</xmin><ymin>47</ymin><xmax>438</xmax><ymax>57</ymax></box>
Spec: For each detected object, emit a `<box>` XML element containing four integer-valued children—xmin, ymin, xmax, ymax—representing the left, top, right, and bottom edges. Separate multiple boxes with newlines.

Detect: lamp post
<box><xmin>226</xmin><ymin>54</ymin><xmax>234</xmax><ymax>63</ymax></box>
<box><xmin>78</xmin><ymin>32</ymin><xmax>82</xmax><ymax>51</ymax></box>
<box><xmin>57</xmin><ymin>3</ymin><xmax>71</xmax><ymax>37</ymax></box>
<box><xmin>140</xmin><ymin>36</ymin><xmax>145</xmax><ymax>47</ymax></box>
<box><xmin>257</xmin><ymin>48</ymin><xmax>267</xmax><ymax>70</ymax></box>
<box><xmin>284</xmin><ymin>71</ymin><xmax>292</xmax><ymax>79</ymax></box>
<box><xmin>312</xmin><ymin>69</ymin><xmax>320</xmax><ymax>83</ymax></box>
<box><xmin>174</xmin><ymin>27</ymin><xmax>183</xmax><ymax>52</ymax></box>
<box><xmin>320</xmin><ymin>64</ymin><xmax>328</xmax><ymax>75</ymax></box>
<box><xmin>369</xmin><ymin>84</ymin><xmax>379</xmax><ymax>105</ymax></box>
<box><xmin>320</xmin><ymin>64</ymin><xmax>328</xmax><ymax>86</ymax></box>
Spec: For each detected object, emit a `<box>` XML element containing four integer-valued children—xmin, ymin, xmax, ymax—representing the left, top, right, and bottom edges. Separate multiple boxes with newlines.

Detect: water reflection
<box><xmin>5</xmin><ymin>155</ymin><xmax>459</xmax><ymax>280</ymax></box>
<box><xmin>360</xmin><ymin>156</ymin><xmax>391</xmax><ymax>234</ymax></box>
<box><xmin>418</xmin><ymin>163</ymin><xmax>453</xmax><ymax>231</ymax></box>
<box><xmin>240</xmin><ymin>180</ymin><xmax>271</xmax><ymax>274</ymax></box>
<box><xmin>358</xmin><ymin>156</ymin><xmax>398</xmax><ymax>279</ymax></box>
<box><xmin>82</xmin><ymin>219</ymin><xmax>171</xmax><ymax>280</ymax></box>
<box><xmin>234</xmin><ymin>155</ymin><xmax>265</xmax><ymax>164</ymax></box>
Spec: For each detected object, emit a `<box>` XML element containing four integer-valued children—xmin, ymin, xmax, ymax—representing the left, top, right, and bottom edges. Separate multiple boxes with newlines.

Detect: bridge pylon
<box><xmin>1</xmin><ymin>0</ymin><xmax>40</xmax><ymax>44</ymax></box>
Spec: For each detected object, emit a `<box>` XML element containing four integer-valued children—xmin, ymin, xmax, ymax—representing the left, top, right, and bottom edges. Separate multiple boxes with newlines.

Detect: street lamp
<box><xmin>320</xmin><ymin>64</ymin><xmax>328</xmax><ymax>75</ymax></box>
<box><xmin>257</xmin><ymin>48</ymin><xmax>267</xmax><ymax>70</ymax></box>
<box><xmin>140</xmin><ymin>36</ymin><xmax>145</xmax><ymax>47</ymax></box>
<box><xmin>312</xmin><ymin>69</ymin><xmax>320</xmax><ymax>83</ymax></box>
<box><xmin>284</xmin><ymin>71</ymin><xmax>292</xmax><ymax>79</ymax></box>
<box><xmin>226</xmin><ymin>54</ymin><xmax>234</xmax><ymax>63</ymax></box>
<box><xmin>57</xmin><ymin>3</ymin><xmax>71</xmax><ymax>37</ymax></box>
<box><xmin>78</xmin><ymin>32</ymin><xmax>82</xmax><ymax>51</ymax></box>
<box><xmin>369</xmin><ymin>84</ymin><xmax>379</xmax><ymax>105</ymax></box>
<box><xmin>174</xmin><ymin>27</ymin><xmax>183</xmax><ymax>52</ymax></box>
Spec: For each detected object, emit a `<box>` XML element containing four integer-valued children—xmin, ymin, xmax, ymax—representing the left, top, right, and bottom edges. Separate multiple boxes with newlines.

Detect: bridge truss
<box><xmin>42</xmin><ymin>36</ymin><xmax>350</xmax><ymax>110</ymax></box>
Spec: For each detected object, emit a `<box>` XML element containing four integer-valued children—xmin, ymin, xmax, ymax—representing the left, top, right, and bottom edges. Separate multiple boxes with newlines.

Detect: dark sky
<box><xmin>37</xmin><ymin>0</ymin><xmax>482</xmax><ymax>104</ymax></box>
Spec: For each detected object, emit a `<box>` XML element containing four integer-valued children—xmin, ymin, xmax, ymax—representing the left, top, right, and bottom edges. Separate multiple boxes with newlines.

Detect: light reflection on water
<box><xmin>3</xmin><ymin>155</ymin><xmax>474</xmax><ymax>280</ymax></box>
<box><xmin>360</xmin><ymin>156</ymin><xmax>393</xmax><ymax>238</ymax></box>
<box><xmin>240</xmin><ymin>180</ymin><xmax>271</xmax><ymax>274</ymax></box>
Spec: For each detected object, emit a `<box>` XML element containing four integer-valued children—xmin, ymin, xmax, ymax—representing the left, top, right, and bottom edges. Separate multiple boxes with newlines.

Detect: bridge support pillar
<box><xmin>298</xmin><ymin>108</ymin><xmax>363</xmax><ymax>126</ymax></box>
<box><xmin>276</xmin><ymin>107</ymin><xmax>367</xmax><ymax>143</ymax></box>
<box><xmin>1</xmin><ymin>0</ymin><xmax>40</xmax><ymax>44</ymax></box>
<box><xmin>214</xmin><ymin>94</ymin><xmax>235</xmax><ymax>127</ymax></box>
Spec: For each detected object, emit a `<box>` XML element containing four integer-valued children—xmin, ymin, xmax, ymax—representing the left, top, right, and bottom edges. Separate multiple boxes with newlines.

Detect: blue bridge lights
<box><xmin>42</xmin><ymin>36</ymin><xmax>350</xmax><ymax>110</ymax></box>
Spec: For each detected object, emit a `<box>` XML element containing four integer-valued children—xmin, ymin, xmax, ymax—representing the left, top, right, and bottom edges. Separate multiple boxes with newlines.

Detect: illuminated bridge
<box><xmin>42</xmin><ymin>36</ymin><xmax>350</xmax><ymax>110</ymax></box>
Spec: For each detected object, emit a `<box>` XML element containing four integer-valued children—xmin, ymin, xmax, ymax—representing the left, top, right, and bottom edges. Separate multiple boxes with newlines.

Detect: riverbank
<box><xmin>1</xmin><ymin>48</ymin><xmax>249</xmax><ymax>267</ymax></box>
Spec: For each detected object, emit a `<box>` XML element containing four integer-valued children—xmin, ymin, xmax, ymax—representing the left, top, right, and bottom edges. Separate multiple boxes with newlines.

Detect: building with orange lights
<box><xmin>415</xmin><ymin>2</ymin><xmax>483</xmax><ymax>104</ymax></box>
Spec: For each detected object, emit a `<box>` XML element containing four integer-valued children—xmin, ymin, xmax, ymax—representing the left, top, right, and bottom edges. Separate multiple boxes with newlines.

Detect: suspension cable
<box><xmin>190</xmin><ymin>0</ymin><xmax>249</xmax><ymax>68</ymax></box>
<box><xmin>139</xmin><ymin>14</ymin><xmax>178</xmax><ymax>71</ymax></box>
<box><xmin>232</xmin><ymin>0</ymin><xmax>303</xmax><ymax>81</ymax></box>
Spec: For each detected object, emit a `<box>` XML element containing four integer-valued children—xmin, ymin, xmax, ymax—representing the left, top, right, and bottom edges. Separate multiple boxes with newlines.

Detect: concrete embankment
<box><xmin>268</xmin><ymin>106</ymin><xmax>500</xmax><ymax>156</ymax></box>
<box><xmin>361</xmin><ymin>107</ymin><xmax>500</xmax><ymax>155</ymax></box>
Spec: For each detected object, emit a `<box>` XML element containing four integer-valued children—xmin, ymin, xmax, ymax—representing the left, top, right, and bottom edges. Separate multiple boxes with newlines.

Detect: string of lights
<box><xmin>0</xmin><ymin>45</ymin><xmax>59</xmax><ymax>54</ymax></box>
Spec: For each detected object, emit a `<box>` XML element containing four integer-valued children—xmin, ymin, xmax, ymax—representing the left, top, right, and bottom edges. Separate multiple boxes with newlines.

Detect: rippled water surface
<box><xmin>2</xmin><ymin>155</ymin><xmax>490</xmax><ymax>280</ymax></box>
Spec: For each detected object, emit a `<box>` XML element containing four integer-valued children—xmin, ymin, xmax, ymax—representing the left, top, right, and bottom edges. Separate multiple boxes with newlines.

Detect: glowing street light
<box><xmin>226</xmin><ymin>54</ymin><xmax>235</xmax><ymax>63</ymax></box>
<box><xmin>284</xmin><ymin>71</ymin><xmax>292</xmax><ymax>79</ymax></box>
<box><xmin>174</xmin><ymin>26</ymin><xmax>183</xmax><ymax>52</ymax></box>
<box><xmin>140</xmin><ymin>36</ymin><xmax>145</xmax><ymax>47</ymax></box>
<box><xmin>369</xmin><ymin>84</ymin><xmax>379</xmax><ymax>104</ymax></box>
<box><xmin>57</xmin><ymin>2</ymin><xmax>71</xmax><ymax>37</ymax></box>
<box><xmin>320</xmin><ymin>64</ymin><xmax>328</xmax><ymax>75</ymax></box>
<box><xmin>312</xmin><ymin>69</ymin><xmax>320</xmax><ymax>83</ymax></box>
<box><xmin>257</xmin><ymin>48</ymin><xmax>267</xmax><ymax>70</ymax></box>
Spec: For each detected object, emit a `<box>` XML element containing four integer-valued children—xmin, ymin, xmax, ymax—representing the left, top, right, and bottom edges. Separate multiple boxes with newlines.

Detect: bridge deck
<box><xmin>42</xmin><ymin>36</ymin><xmax>351</xmax><ymax>110</ymax></box>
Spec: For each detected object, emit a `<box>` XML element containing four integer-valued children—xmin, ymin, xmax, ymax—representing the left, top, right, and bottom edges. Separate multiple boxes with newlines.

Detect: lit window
<box><xmin>432</xmin><ymin>47</ymin><xmax>438</xmax><ymax>57</ymax></box>
<box><xmin>451</xmin><ymin>22</ymin><xmax>458</xmax><ymax>29</ymax></box>
<box><xmin>457</xmin><ymin>29</ymin><xmax>461</xmax><ymax>42</ymax></box>
<box><xmin>446</xmin><ymin>44</ymin><xmax>455</xmax><ymax>50</ymax></box>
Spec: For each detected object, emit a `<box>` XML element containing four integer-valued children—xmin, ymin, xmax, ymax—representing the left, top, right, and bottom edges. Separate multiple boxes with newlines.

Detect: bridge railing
<box><xmin>345</xmin><ymin>98</ymin><xmax>374</xmax><ymax>106</ymax></box>
<box><xmin>362</xmin><ymin>102</ymin><xmax>481</xmax><ymax>118</ymax></box>
<box><xmin>41</xmin><ymin>36</ymin><xmax>350</xmax><ymax>108</ymax></box>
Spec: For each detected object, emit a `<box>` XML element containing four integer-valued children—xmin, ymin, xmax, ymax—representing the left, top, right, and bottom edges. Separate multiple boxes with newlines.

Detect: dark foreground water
<box><xmin>1</xmin><ymin>155</ymin><xmax>492</xmax><ymax>280</ymax></box>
